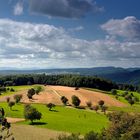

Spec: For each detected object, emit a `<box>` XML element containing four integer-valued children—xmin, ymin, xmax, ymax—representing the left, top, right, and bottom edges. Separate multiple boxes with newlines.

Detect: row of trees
<box><xmin>111</xmin><ymin>89</ymin><xmax>140</xmax><ymax>106</ymax></box>
<box><xmin>0</xmin><ymin>74</ymin><xmax>117</xmax><ymax>91</ymax></box>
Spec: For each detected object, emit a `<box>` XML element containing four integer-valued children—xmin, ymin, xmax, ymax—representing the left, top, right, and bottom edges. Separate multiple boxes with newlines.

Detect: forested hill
<box><xmin>0</xmin><ymin>67</ymin><xmax>140</xmax><ymax>85</ymax></box>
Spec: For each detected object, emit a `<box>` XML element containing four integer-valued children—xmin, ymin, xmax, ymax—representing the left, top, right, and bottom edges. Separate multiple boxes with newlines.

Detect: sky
<box><xmin>0</xmin><ymin>0</ymin><xmax>140</xmax><ymax>69</ymax></box>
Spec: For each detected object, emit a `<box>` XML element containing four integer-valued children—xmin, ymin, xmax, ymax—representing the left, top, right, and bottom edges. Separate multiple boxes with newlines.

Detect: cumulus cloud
<box><xmin>13</xmin><ymin>1</ymin><xmax>23</xmax><ymax>15</ymax></box>
<box><xmin>101</xmin><ymin>16</ymin><xmax>140</xmax><ymax>40</ymax></box>
<box><xmin>0</xmin><ymin>18</ymin><xmax>140</xmax><ymax>68</ymax></box>
<box><xmin>29</xmin><ymin>0</ymin><xmax>103</xmax><ymax>18</ymax></box>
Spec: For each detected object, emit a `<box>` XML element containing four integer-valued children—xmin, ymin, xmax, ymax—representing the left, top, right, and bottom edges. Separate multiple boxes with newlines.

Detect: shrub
<box><xmin>27</xmin><ymin>88</ymin><xmax>35</xmax><ymax>99</ymax></box>
<box><xmin>84</xmin><ymin>131</ymin><xmax>99</xmax><ymax>140</ymax></box>
<box><xmin>57</xmin><ymin>133</ymin><xmax>80</xmax><ymax>140</ymax></box>
<box><xmin>35</xmin><ymin>86</ymin><xmax>43</xmax><ymax>94</ymax></box>
<box><xmin>125</xmin><ymin>95</ymin><xmax>132</xmax><ymax>101</ymax></box>
<box><xmin>10</xmin><ymin>88</ymin><xmax>15</xmax><ymax>92</ymax></box>
<box><xmin>6</xmin><ymin>97</ymin><xmax>10</xmax><ymax>103</ymax></box>
<box><xmin>24</xmin><ymin>104</ymin><xmax>42</xmax><ymax>124</ymax></box>
<box><xmin>75</xmin><ymin>87</ymin><xmax>79</xmax><ymax>90</ymax></box>
<box><xmin>93</xmin><ymin>105</ymin><xmax>99</xmax><ymax>113</ymax></box>
<box><xmin>101</xmin><ymin>105</ymin><xmax>108</xmax><ymax>114</ymax></box>
<box><xmin>128</xmin><ymin>99</ymin><xmax>135</xmax><ymax>106</ymax></box>
<box><xmin>86</xmin><ymin>101</ymin><xmax>92</xmax><ymax>108</ymax></box>
<box><xmin>111</xmin><ymin>89</ymin><xmax>117</xmax><ymax>95</ymax></box>
<box><xmin>71</xmin><ymin>95</ymin><xmax>81</xmax><ymax>107</ymax></box>
<box><xmin>61</xmin><ymin>96</ymin><xmax>68</xmax><ymax>105</ymax></box>
<box><xmin>8</xmin><ymin>101</ymin><xmax>15</xmax><ymax>110</ymax></box>
<box><xmin>122</xmin><ymin>91</ymin><xmax>128</xmax><ymax>97</ymax></box>
<box><xmin>46</xmin><ymin>103</ymin><xmax>55</xmax><ymax>111</ymax></box>
<box><xmin>133</xmin><ymin>96</ymin><xmax>139</xmax><ymax>102</ymax></box>
<box><xmin>13</xmin><ymin>94</ymin><xmax>22</xmax><ymax>103</ymax></box>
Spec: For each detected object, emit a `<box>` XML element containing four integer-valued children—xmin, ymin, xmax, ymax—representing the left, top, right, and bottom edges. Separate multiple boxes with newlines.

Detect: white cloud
<box><xmin>13</xmin><ymin>2</ymin><xmax>23</xmax><ymax>15</ymax></box>
<box><xmin>0</xmin><ymin>18</ymin><xmax>140</xmax><ymax>68</ymax></box>
<box><xmin>101</xmin><ymin>16</ymin><xmax>140</xmax><ymax>40</ymax></box>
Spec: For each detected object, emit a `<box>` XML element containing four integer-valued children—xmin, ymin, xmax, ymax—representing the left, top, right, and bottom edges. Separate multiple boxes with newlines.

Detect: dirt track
<box><xmin>0</xmin><ymin>85</ymin><xmax>126</xmax><ymax>107</ymax></box>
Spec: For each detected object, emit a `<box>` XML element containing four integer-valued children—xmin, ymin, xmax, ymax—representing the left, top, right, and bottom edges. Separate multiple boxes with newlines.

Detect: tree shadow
<box><xmin>29</xmin><ymin>122</ymin><xmax>47</xmax><ymax>125</ymax></box>
<box><xmin>50</xmin><ymin>110</ymin><xmax>59</xmax><ymax>112</ymax></box>
<box><xmin>11</xmin><ymin>109</ymin><xmax>18</xmax><ymax>111</ymax></box>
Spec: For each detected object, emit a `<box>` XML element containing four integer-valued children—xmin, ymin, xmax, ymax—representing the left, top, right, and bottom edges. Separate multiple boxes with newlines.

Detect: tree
<box><xmin>24</xmin><ymin>104</ymin><xmax>42</xmax><ymax>124</ymax></box>
<box><xmin>61</xmin><ymin>96</ymin><xmax>68</xmax><ymax>105</ymax></box>
<box><xmin>27</xmin><ymin>88</ymin><xmax>35</xmax><ymax>99</ymax></box>
<box><xmin>13</xmin><ymin>94</ymin><xmax>22</xmax><ymax>103</ymax></box>
<box><xmin>104</xmin><ymin>112</ymin><xmax>140</xmax><ymax>140</ymax></box>
<box><xmin>71</xmin><ymin>95</ymin><xmax>81</xmax><ymax>107</ymax></box>
<box><xmin>98</xmin><ymin>100</ymin><xmax>104</xmax><ymax>108</ymax></box>
<box><xmin>46</xmin><ymin>103</ymin><xmax>55</xmax><ymax>111</ymax></box>
<box><xmin>8</xmin><ymin>101</ymin><xmax>15</xmax><ymax>110</ymax></box>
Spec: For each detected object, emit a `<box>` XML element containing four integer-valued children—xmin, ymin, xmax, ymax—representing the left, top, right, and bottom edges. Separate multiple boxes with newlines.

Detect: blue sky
<box><xmin>0</xmin><ymin>0</ymin><xmax>140</xmax><ymax>69</ymax></box>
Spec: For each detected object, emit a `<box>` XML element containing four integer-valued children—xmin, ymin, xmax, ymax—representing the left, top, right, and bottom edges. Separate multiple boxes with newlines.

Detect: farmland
<box><xmin>0</xmin><ymin>85</ymin><xmax>140</xmax><ymax>139</ymax></box>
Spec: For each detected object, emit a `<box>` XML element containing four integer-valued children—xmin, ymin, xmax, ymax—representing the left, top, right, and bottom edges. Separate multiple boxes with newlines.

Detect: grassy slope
<box><xmin>85</xmin><ymin>87</ymin><xmax>140</xmax><ymax>113</ymax></box>
<box><xmin>0</xmin><ymin>102</ymin><xmax>108</xmax><ymax>134</ymax></box>
<box><xmin>0</xmin><ymin>85</ymin><xmax>43</xmax><ymax>97</ymax></box>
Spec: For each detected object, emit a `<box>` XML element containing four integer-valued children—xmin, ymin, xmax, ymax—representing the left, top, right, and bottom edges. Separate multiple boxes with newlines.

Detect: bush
<box><xmin>35</xmin><ymin>86</ymin><xmax>43</xmax><ymax>94</ymax></box>
<box><xmin>13</xmin><ymin>94</ymin><xmax>22</xmax><ymax>103</ymax></box>
<box><xmin>122</xmin><ymin>91</ymin><xmax>128</xmax><ymax>97</ymax></box>
<box><xmin>8</xmin><ymin>101</ymin><xmax>15</xmax><ymax>110</ymax></box>
<box><xmin>71</xmin><ymin>95</ymin><xmax>81</xmax><ymax>107</ymax></box>
<box><xmin>84</xmin><ymin>131</ymin><xmax>99</xmax><ymax>140</ymax></box>
<box><xmin>46</xmin><ymin>103</ymin><xmax>55</xmax><ymax>111</ymax></box>
<box><xmin>61</xmin><ymin>96</ymin><xmax>68</xmax><ymax>105</ymax></box>
<box><xmin>10</xmin><ymin>88</ymin><xmax>15</xmax><ymax>92</ymax></box>
<box><xmin>128</xmin><ymin>99</ymin><xmax>135</xmax><ymax>106</ymax></box>
<box><xmin>93</xmin><ymin>105</ymin><xmax>99</xmax><ymax>113</ymax></box>
<box><xmin>133</xmin><ymin>96</ymin><xmax>139</xmax><ymax>102</ymax></box>
<box><xmin>101</xmin><ymin>105</ymin><xmax>108</xmax><ymax>114</ymax></box>
<box><xmin>125</xmin><ymin>94</ymin><xmax>132</xmax><ymax>101</ymax></box>
<box><xmin>57</xmin><ymin>133</ymin><xmax>80</xmax><ymax>140</ymax></box>
<box><xmin>75</xmin><ymin>87</ymin><xmax>79</xmax><ymax>90</ymax></box>
<box><xmin>111</xmin><ymin>89</ymin><xmax>117</xmax><ymax>95</ymax></box>
<box><xmin>24</xmin><ymin>104</ymin><xmax>42</xmax><ymax>124</ymax></box>
<box><xmin>6</xmin><ymin>97</ymin><xmax>10</xmax><ymax>103</ymax></box>
<box><xmin>27</xmin><ymin>88</ymin><xmax>35</xmax><ymax>99</ymax></box>
<box><xmin>86</xmin><ymin>101</ymin><xmax>92</xmax><ymax>108</ymax></box>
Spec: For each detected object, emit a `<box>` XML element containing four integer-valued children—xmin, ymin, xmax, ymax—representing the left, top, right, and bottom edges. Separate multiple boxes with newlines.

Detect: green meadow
<box><xmin>0</xmin><ymin>102</ymin><xmax>108</xmax><ymax>134</ymax></box>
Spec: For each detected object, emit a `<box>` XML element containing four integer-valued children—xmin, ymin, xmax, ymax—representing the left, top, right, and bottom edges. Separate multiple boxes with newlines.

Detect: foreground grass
<box><xmin>0</xmin><ymin>102</ymin><xmax>108</xmax><ymax>134</ymax></box>
<box><xmin>11</xmin><ymin>124</ymin><xmax>62</xmax><ymax>140</ymax></box>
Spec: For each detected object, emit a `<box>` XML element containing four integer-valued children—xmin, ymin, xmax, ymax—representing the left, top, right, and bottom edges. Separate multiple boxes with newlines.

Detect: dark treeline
<box><xmin>0</xmin><ymin>74</ymin><xmax>138</xmax><ymax>92</ymax></box>
<box><xmin>0</xmin><ymin>74</ymin><xmax>118</xmax><ymax>91</ymax></box>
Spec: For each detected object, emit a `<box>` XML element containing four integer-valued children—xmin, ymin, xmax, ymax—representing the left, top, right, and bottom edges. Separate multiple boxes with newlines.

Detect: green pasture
<box><xmin>0</xmin><ymin>102</ymin><xmax>108</xmax><ymax>134</ymax></box>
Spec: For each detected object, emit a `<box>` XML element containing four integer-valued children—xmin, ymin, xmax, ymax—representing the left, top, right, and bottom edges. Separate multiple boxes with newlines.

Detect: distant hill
<box><xmin>0</xmin><ymin>67</ymin><xmax>140</xmax><ymax>85</ymax></box>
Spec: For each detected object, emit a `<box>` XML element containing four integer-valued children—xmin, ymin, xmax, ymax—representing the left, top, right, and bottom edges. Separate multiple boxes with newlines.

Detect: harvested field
<box><xmin>0</xmin><ymin>85</ymin><xmax>126</xmax><ymax>107</ymax></box>
<box><xmin>48</xmin><ymin>86</ymin><xmax>126</xmax><ymax>107</ymax></box>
